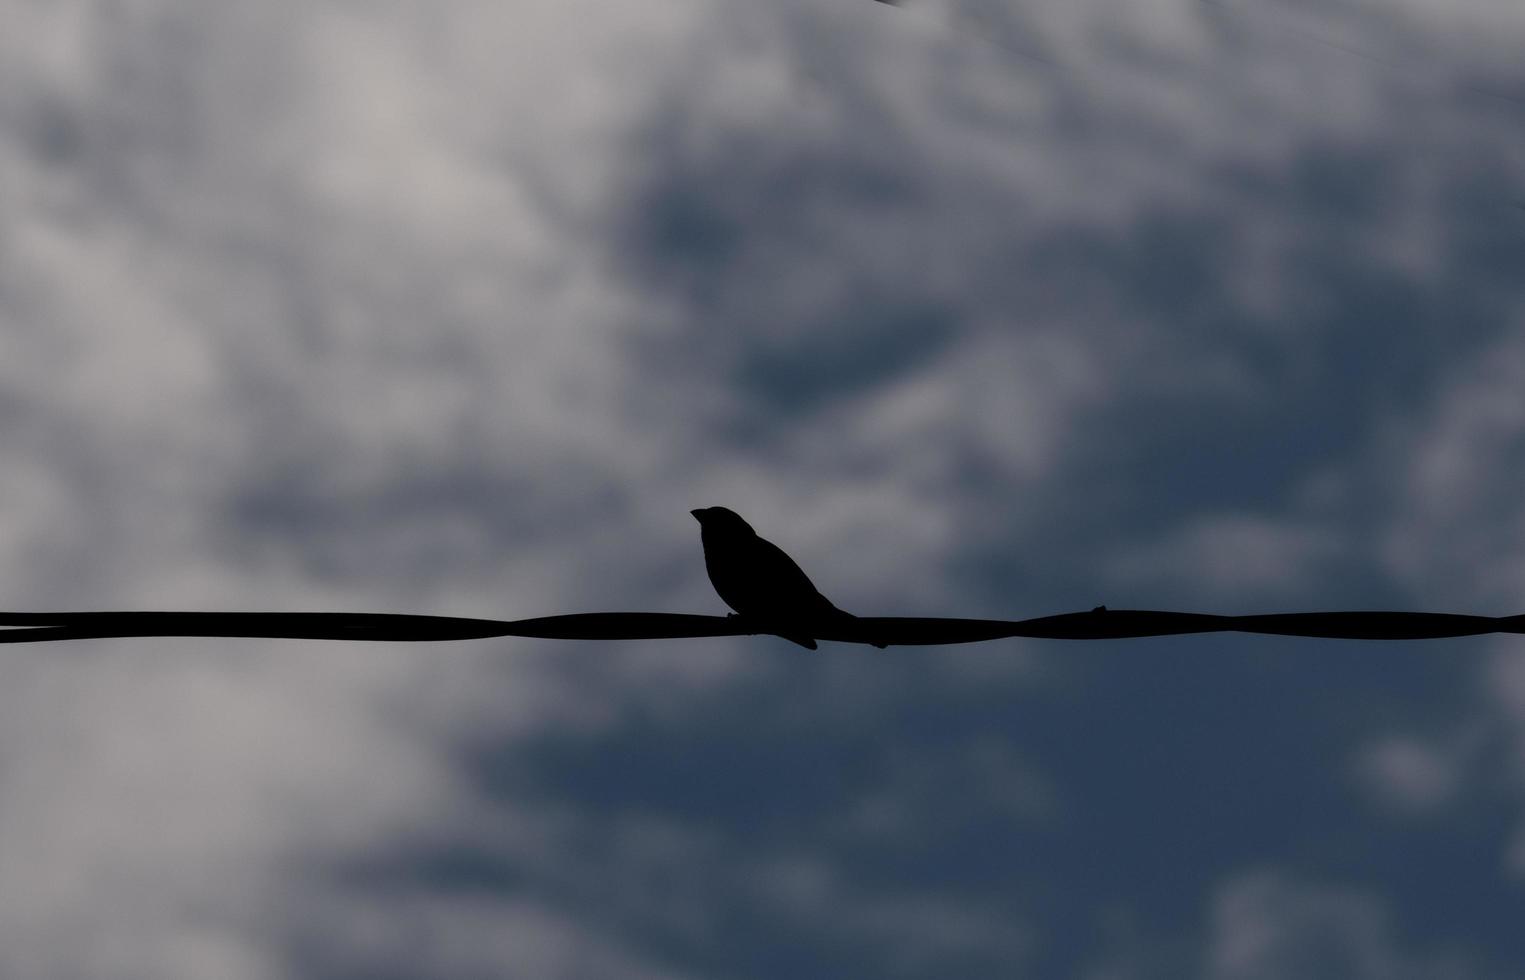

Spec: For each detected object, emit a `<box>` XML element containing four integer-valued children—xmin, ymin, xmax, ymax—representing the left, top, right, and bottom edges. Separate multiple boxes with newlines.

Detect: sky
<box><xmin>1</xmin><ymin>0</ymin><xmax>1524</xmax><ymax>976</ymax></box>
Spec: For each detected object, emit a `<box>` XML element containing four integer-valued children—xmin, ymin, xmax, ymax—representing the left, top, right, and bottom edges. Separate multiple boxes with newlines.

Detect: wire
<box><xmin>1</xmin><ymin>607</ymin><xmax>1520</xmax><ymax>644</ymax></box>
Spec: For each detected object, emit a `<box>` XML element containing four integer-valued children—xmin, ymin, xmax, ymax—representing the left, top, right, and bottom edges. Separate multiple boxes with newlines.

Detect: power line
<box><xmin>1</xmin><ymin>607</ymin><xmax>1520</xmax><ymax>644</ymax></box>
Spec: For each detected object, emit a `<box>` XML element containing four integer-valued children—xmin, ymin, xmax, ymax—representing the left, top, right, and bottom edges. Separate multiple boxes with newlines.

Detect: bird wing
<box><xmin>752</xmin><ymin>535</ymin><xmax>845</xmax><ymax>616</ymax></box>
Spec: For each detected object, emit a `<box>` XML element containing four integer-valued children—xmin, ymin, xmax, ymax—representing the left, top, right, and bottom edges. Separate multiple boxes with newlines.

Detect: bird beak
<box><xmin>689</xmin><ymin>508</ymin><xmax>705</xmax><ymax>522</ymax></box>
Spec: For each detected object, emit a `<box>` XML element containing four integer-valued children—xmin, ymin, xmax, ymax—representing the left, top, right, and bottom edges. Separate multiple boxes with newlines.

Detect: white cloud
<box><xmin>1355</xmin><ymin>733</ymin><xmax>1469</xmax><ymax>814</ymax></box>
<box><xmin>1206</xmin><ymin>871</ymin><xmax>1477</xmax><ymax>980</ymax></box>
<box><xmin>1381</xmin><ymin>330</ymin><xmax>1525</xmax><ymax>608</ymax></box>
<box><xmin>843</xmin><ymin>733</ymin><xmax>1059</xmax><ymax>839</ymax></box>
<box><xmin>292</xmin><ymin>891</ymin><xmax>696</xmax><ymax>980</ymax></box>
<box><xmin>749</xmin><ymin>852</ymin><xmax>1034</xmax><ymax>972</ymax></box>
<box><xmin>2</xmin><ymin>0</ymin><xmax>1524</xmax><ymax>976</ymax></box>
<box><xmin>0</xmin><ymin>642</ymin><xmax>452</xmax><ymax>980</ymax></box>
<box><xmin>1486</xmin><ymin>650</ymin><xmax>1525</xmax><ymax>876</ymax></box>
<box><xmin>1104</xmin><ymin>513</ymin><xmax>1342</xmax><ymax>602</ymax></box>
<box><xmin>0</xmin><ymin>2</ymin><xmax>732</xmax><ymax>977</ymax></box>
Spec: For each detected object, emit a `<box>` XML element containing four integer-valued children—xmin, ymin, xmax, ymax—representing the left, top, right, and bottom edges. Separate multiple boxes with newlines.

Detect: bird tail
<box><xmin>769</xmin><ymin>612</ymin><xmax>887</xmax><ymax>650</ymax></box>
<box><xmin>830</xmin><ymin>610</ymin><xmax>889</xmax><ymax>649</ymax></box>
<box><xmin>829</xmin><ymin>609</ymin><xmax>890</xmax><ymax>649</ymax></box>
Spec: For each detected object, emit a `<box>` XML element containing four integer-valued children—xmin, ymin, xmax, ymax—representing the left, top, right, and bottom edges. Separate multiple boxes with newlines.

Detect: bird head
<box><xmin>690</xmin><ymin>506</ymin><xmax>756</xmax><ymax>536</ymax></box>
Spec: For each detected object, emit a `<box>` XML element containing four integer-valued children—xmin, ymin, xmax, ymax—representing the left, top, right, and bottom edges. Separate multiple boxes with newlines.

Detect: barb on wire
<box><xmin>1</xmin><ymin>607</ymin><xmax>1521</xmax><ymax>645</ymax></box>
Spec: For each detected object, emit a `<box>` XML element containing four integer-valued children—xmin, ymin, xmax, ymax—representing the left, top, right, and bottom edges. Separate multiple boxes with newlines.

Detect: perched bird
<box><xmin>690</xmin><ymin>506</ymin><xmax>884</xmax><ymax>649</ymax></box>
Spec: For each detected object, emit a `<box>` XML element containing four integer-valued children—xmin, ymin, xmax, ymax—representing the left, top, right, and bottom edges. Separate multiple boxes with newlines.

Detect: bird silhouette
<box><xmin>690</xmin><ymin>506</ymin><xmax>885</xmax><ymax>649</ymax></box>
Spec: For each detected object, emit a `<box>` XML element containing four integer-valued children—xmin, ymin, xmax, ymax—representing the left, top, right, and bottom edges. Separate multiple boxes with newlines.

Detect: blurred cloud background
<box><xmin>1</xmin><ymin>0</ymin><xmax>1523</xmax><ymax>976</ymax></box>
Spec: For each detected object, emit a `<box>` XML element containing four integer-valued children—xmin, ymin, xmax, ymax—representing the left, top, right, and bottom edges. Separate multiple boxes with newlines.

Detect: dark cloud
<box><xmin>4</xmin><ymin>0</ymin><xmax>1525</xmax><ymax>978</ymax></box>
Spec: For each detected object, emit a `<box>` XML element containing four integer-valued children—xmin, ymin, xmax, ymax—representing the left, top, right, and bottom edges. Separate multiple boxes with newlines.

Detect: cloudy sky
<box><xmin>2</xmin><ymin>0</ymin><xmax>1524</xmax><ymax>976</ymax></box>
